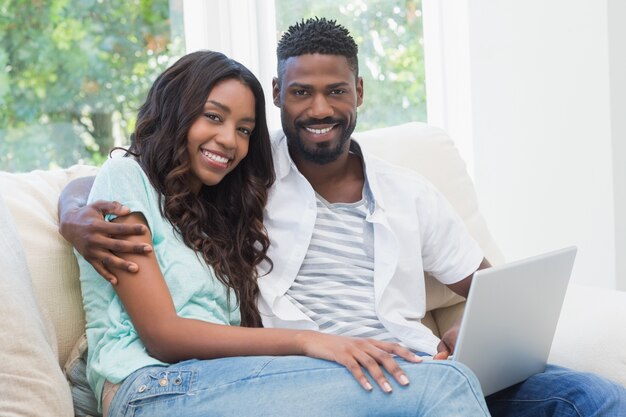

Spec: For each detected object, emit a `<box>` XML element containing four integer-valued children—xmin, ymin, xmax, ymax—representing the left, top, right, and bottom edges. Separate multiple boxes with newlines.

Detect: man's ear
<box><xmin>356</xmin><ymin>76</ymin><xmax>364</xmax><ymax>107</ymax></box>
<box><xmin>272</xmin><ymin>77</ymin><xmax>281</xmax><ymax>107</ymax></box>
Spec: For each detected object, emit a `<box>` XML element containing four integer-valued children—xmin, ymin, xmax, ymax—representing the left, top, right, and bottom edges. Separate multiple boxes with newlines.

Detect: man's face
<box><xmin>273</xmin><ymin>53</ymin><xmax>363</xmax><ymax>164</ymax></box>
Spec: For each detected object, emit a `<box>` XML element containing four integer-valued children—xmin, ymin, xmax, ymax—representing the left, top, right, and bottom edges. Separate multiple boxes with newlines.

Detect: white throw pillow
<box><xmin>0</xmin><ymin>165</ymin><xmax>98</xmax><ymax>366</ymax></box>
<box><xmin>0</xmin><ymin>193</ymin><xmax>74</xmax><ymax>416</ymax></box>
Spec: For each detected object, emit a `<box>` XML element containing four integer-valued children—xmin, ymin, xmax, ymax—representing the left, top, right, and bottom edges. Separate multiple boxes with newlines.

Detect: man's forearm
<box><xmin>57</xmin><ymin>176</ymin><xmax>96</xmax><ymax>222</ymax></box>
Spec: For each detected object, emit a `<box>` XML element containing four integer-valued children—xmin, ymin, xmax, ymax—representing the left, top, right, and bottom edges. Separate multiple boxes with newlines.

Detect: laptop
<box><xmin>450</xmin><ymin>246</ymin><xmax>577</xmax><ymax>396</ymax></box>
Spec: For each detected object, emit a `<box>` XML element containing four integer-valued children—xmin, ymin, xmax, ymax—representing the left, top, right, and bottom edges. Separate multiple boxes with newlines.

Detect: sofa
<box><xmin>0</xmin><ymin>122</ymin><xmax>624</xmax><ymax>416</ymax></box>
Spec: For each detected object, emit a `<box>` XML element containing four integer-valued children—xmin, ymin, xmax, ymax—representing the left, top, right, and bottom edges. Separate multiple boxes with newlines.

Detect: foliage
<box><xmin>0</xmin><ymin>0</ymin><xmax>183</xmax><ymax>172</ymax></box>
<box><xmin>275</xmin><ymin>0</ymin><xmax>426</xmax><ymax>132</ymax></box>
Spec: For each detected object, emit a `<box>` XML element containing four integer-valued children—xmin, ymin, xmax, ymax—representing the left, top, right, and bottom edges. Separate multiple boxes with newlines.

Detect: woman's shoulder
<box><xmin>100</xmin><ymin>155</ymin><xmax>141</xmax><ymax>173</ymax></box>
<box><xmin>91</xmin><ymin>156</ymin><xmax>156</xmax><ymax>203</ymax></box>
<box><xmin>98</xmin><ymin>156</ymin><xmax>148</xmax><ymax>184</ymax></box>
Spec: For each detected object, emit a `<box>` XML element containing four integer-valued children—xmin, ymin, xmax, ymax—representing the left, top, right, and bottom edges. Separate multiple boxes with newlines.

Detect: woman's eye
<box><xmin>239</xmin><ymin>127</ymin><xmax>252</xmax><ymax>136</ymax></box>
<box><xmin>204</xmin><ymin>113</ymin><xmax>221</xmax><ymax>122</ymax></box>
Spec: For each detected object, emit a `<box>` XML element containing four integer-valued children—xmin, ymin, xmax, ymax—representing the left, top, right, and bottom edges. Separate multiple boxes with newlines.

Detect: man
<box><xmin>60</xmin><ymin>18</ymin><xmax>626</xmax><ymax>416</ymax></box>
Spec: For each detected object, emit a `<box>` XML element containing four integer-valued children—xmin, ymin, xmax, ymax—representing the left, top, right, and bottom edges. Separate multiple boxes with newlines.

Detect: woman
<box><xmin>78</xmin><ymin>50</ymin><xmax>489</xmax><ymax>417</ymax></box>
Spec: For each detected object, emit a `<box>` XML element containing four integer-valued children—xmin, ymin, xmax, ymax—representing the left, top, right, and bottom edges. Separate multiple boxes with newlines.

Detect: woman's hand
<box><xmin>296</xmin><ymin>331</ymin><xmax>422</xmax><ymax>392</ymax></box>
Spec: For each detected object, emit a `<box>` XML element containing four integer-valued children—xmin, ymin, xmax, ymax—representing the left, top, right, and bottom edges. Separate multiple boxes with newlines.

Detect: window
<box><xmin>0</xmin><ymin>0</ymin><xmax>184</xmax><ymax>172</ymax></box>
<box><xmin>275</xmin><ymin>0</ymin><xmax>426</xmax><ymax>132</ymax></box>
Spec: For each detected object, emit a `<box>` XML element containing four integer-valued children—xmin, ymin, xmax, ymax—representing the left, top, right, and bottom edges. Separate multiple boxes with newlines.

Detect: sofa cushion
<box><xmin>0</xmin><ymin>193</ymin><xmax>74</xmax><ymax>416</ymax></box>
<box><xmin>0</xmin><ymin>165</ymin><xmax>98</xmax><ymax>366</ymax></box>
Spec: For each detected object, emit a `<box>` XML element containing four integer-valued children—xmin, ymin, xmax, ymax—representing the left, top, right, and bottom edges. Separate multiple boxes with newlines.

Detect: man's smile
<box><xmin>304</xmin><ymin>125</ymin><xmax>336</xmax><ymax>135</ymax></box>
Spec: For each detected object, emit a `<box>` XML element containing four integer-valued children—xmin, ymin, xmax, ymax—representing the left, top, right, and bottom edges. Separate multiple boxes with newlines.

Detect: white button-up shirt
<box><xmin>257</xmin><ymin>132</ymin><xmax>483</xmax><ymax>354</ymax></box>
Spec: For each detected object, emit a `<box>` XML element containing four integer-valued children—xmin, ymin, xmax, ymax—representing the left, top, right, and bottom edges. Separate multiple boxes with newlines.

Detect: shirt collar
<box><xmin>271</xmin><ymin>130</ymin><xmax>292</xmax><ymax>181</ymax></box>
<box><xmin>271</xmin><ymin>129</ymin><xmax>384</xmax><ymax>211</ymax></box>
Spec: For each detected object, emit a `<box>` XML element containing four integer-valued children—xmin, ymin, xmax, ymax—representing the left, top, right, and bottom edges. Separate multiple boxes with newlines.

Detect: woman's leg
<box><xmin>107</xmin><ymin>356</ymin><xmax>489</xmax><ymax>417</ymax></box>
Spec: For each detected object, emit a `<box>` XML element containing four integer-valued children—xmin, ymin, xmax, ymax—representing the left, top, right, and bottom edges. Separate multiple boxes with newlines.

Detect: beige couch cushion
<box><xmin>0</xmin><ymin>165</ymin><xmax>98</xmax><ymax>366</ymax></box>
<box><xmin>0</xmin><ymin>193</ymin><xmax>73</xmax><ymax>416</ymax></box>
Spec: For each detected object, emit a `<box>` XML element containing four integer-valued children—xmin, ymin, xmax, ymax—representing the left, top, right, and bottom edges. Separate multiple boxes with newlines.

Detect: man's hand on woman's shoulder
<box><xmin>58</xmin><ymin>197</ymin><xmax>151</xmax><ymax>285</ymax></box>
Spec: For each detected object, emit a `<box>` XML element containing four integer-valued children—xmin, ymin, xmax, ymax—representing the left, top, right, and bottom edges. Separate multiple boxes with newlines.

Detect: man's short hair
<box><xmin>276</xmin><ymin>17</ymin><xmax>359</xmax><ymax>84</ymax></box>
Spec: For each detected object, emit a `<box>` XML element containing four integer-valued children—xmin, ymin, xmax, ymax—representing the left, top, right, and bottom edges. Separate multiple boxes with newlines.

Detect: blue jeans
<box><xmin>486</xmin><ymin>364</ymin><xmax>626</xmax><ymax>416</ymax></box>
<box><xmin>107</xmin><ymin>356</ymin><xmax>490</xmax><ymax>417</ymax></box>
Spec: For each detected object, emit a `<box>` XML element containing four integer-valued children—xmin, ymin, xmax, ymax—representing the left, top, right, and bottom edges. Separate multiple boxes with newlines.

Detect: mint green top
<box><xmin>76</xmin><ymin>157</ymin><xmax>240</xmax><ymax>409</ymax></box>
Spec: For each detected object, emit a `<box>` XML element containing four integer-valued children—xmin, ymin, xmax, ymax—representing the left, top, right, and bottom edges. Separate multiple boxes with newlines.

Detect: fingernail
<box><xmin>128</xmin><ymin>265</ymin><xmax>138</xmax><ymax>272</ymax></box>
<box><xmin>399</xmin><ymin>374</ymin><xmax>410</xmax><ymax>385</ymax></box>
<box><xmin>143</xmin><ymin>245</ymin><xmax>153</xmax><ymax>252</ymax></box>
<box><xmin>383</xmin><ymin>382</ymin><xmax>392</xmax><ymax>393</ymax></box>
<box><xmin>365</xmin><ymin>381</ymin><xmax>373</xmax><ymax>391</ymax></box>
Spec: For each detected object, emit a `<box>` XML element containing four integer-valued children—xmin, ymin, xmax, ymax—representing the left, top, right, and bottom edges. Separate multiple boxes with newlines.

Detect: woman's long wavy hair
<box><xmin>127</xmin><ymin>51</ymin><xmax>274</xmax><ymax>327</ymax></box>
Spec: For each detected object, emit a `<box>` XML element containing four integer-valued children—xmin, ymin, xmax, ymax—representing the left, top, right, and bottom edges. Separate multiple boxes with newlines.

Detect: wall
<box><xmin>607</xmin><ymin>0</ymin><xmax>626</xmax><ymax>291</ymax></box>
<box><xmin>425</xmin><ymin>0</ymin><xmax>623</xmax><ymax>288</ymax></box>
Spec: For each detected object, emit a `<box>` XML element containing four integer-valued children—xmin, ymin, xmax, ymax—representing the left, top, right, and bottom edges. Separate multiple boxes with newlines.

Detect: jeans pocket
<box><xmin>126</xmin><ymin>369</ymin><xmax>194</xmax><ymax>406</ymax></box>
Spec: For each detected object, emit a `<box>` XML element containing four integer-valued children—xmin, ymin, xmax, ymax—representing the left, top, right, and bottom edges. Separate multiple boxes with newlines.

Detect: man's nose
<box><xmin>309</xmin><ymin>94</ymin><xmax>333</xmax><ymax>119</ymax></box>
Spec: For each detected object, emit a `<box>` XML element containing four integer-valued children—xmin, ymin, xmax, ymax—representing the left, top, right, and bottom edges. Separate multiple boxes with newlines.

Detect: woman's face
<box><xmin>186</xmin><ymin>78</ymin><xmax>256</xmax><ymax>193</ymax></box>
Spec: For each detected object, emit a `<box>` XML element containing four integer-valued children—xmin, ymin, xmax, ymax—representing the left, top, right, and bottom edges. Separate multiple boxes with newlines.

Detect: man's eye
<box><xmin>294</xmin><ymin>90</ymin><xmax>309</xmax><ymax>96</ymax></box>
<box><xmin>330</xmin><ymin>89</ymin><xmax>345</xmax><ymax>95</ymax></box>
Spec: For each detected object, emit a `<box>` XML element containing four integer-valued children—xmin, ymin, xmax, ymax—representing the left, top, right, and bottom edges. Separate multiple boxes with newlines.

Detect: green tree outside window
<box><xmin>0</xmin><ymin>0</ymin><xmax>184</xmax><ymax>172</ymax></box>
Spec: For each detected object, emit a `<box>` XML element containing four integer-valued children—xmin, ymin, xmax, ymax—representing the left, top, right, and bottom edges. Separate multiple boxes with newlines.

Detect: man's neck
<box><xmin>289</xmin><ymin>142</ymin><xmax>364</xmax><ymax>204</ymax></box>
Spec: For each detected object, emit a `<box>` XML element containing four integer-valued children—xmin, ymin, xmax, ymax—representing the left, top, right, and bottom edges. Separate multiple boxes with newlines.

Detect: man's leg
<box><xmin>486</xmin><ymin>364</ymin><xmax>626</xmax><ymax>417</ymax></box>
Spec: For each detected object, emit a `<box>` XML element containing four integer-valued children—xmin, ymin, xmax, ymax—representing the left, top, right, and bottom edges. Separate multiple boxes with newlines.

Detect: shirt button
<box><xmin>138</xmin><ymin>384</ymin><xmax>147</xmax><ymax>393</ymax></box>
<box><xmin>173</xmin><ymin>377</ymin><xmax>183</xmax><ymax>385</ymax></box>
<box><xmin>159</xmin><ymin>378</ymin><xmax>168</xmax><ymax>387</ymax></box>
